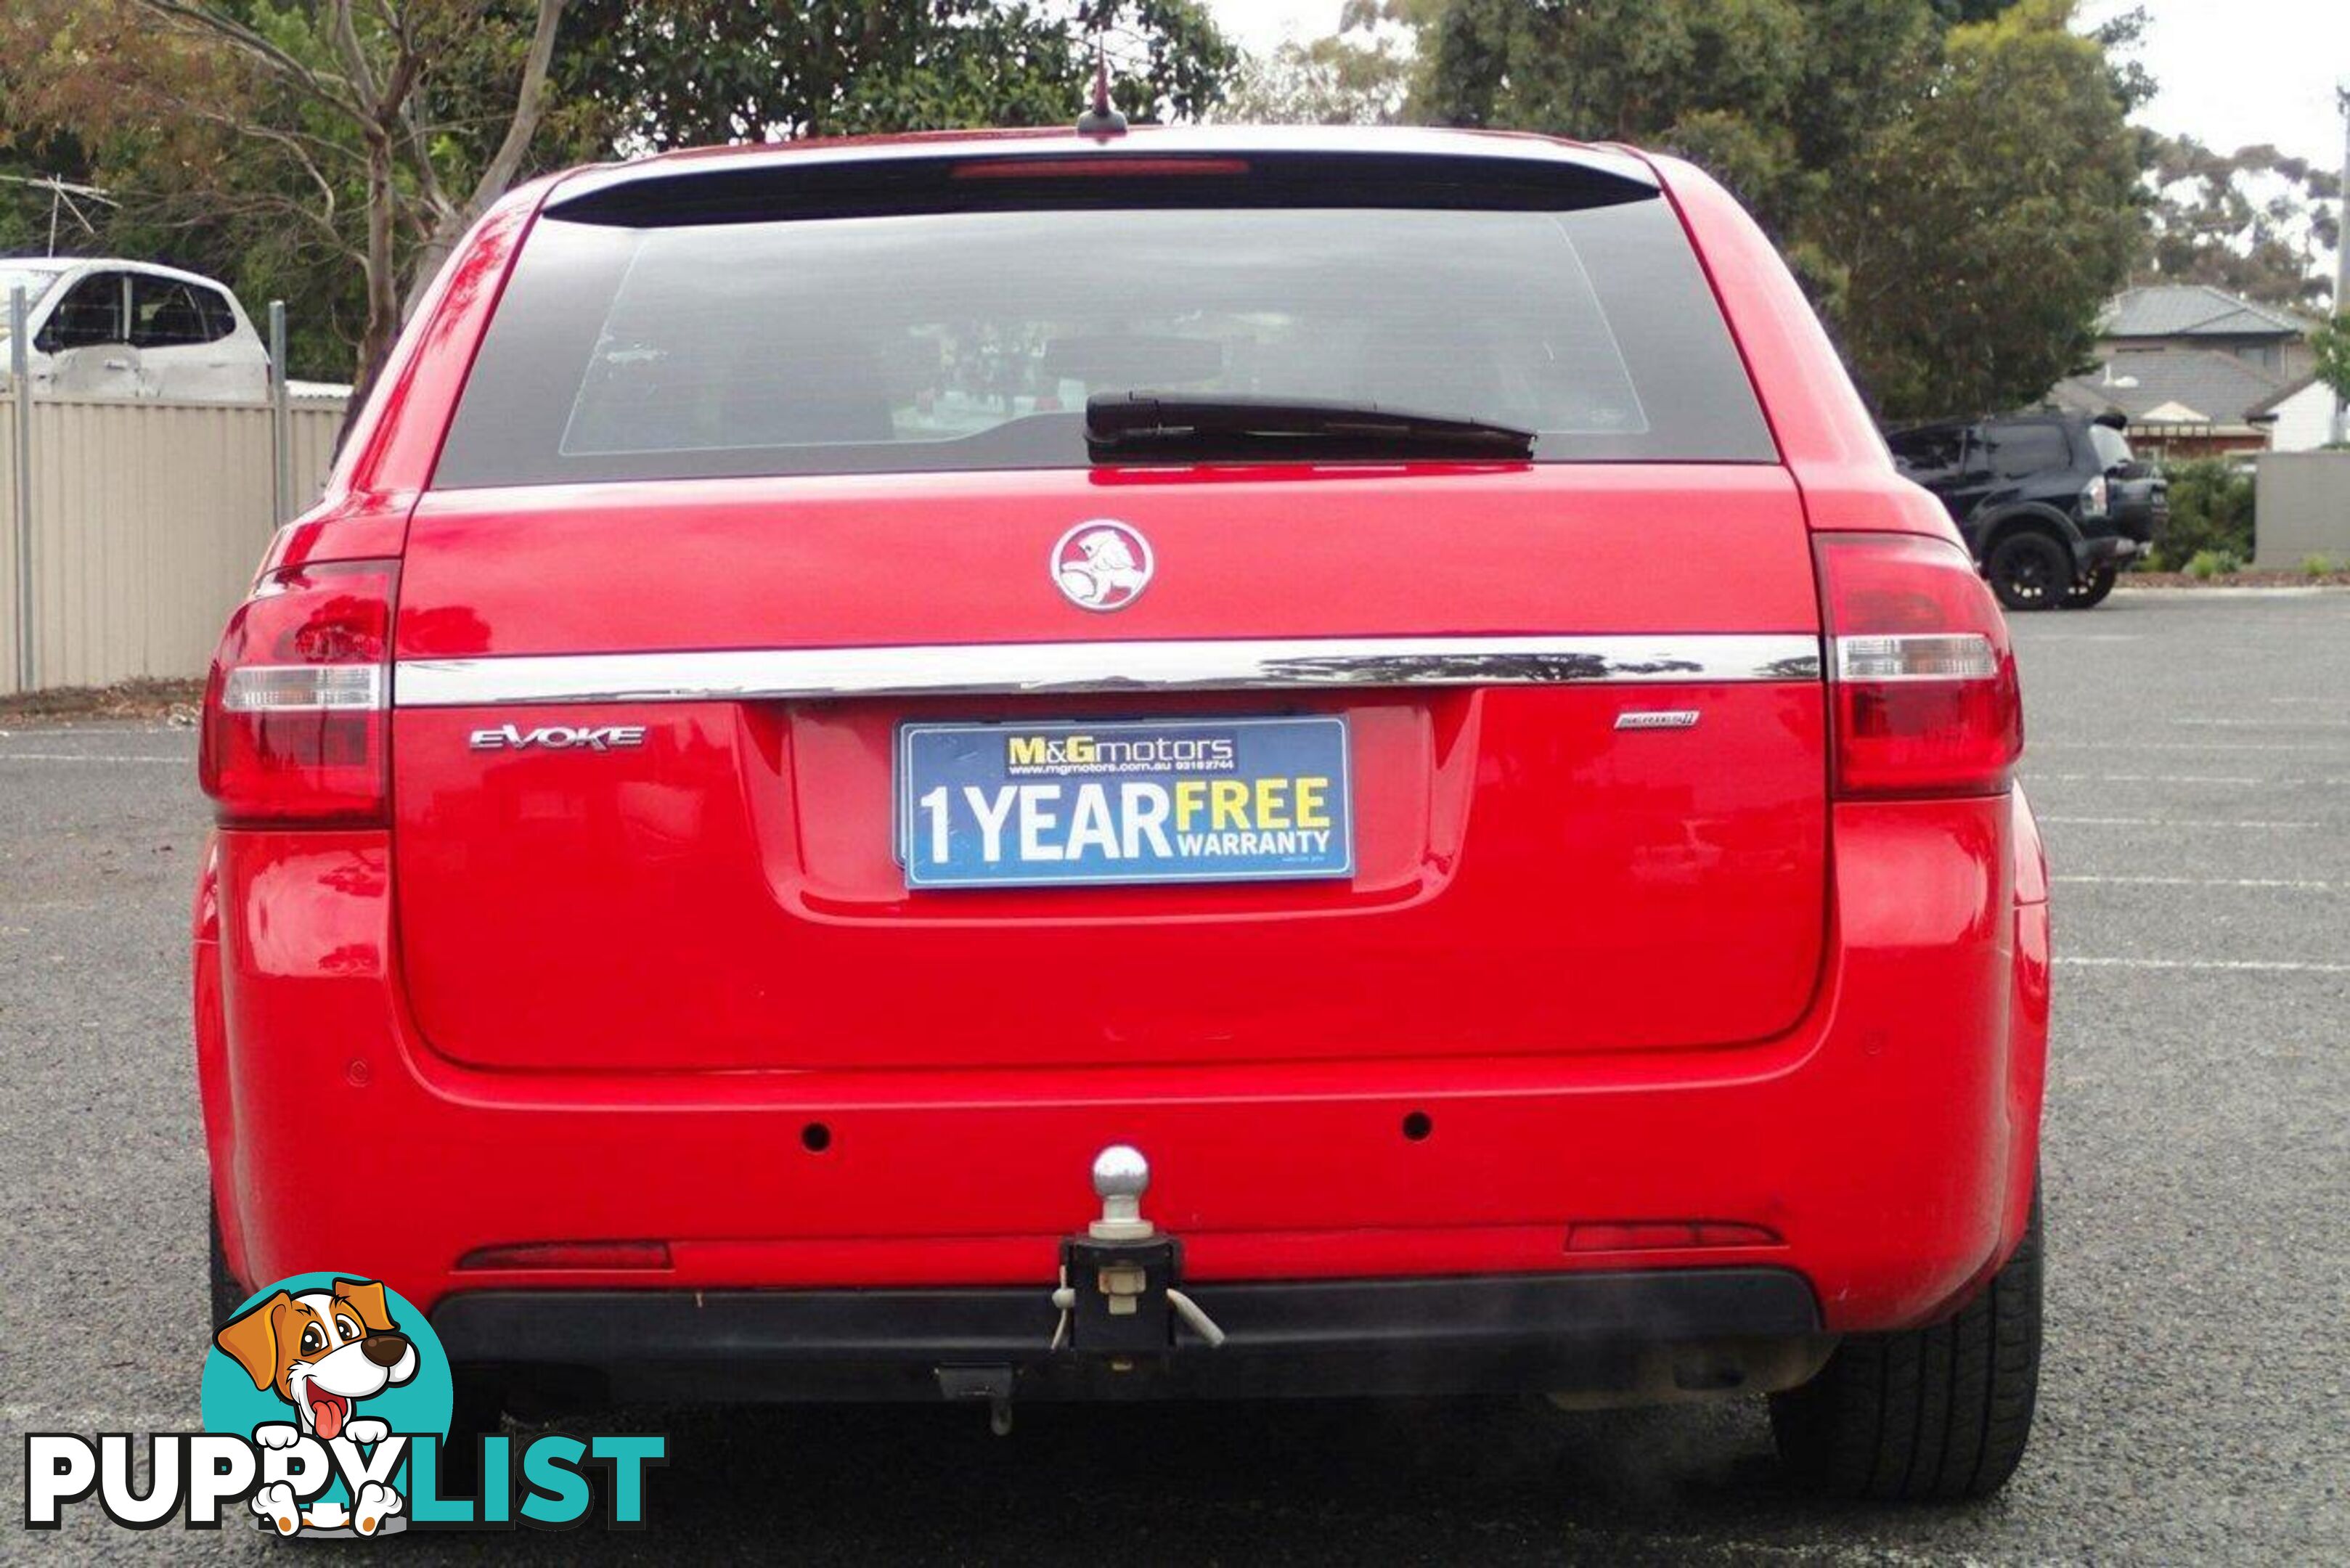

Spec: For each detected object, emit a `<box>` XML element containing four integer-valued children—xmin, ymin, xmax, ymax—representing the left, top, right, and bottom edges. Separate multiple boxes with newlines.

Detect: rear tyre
<box><xmin>1770</xmin><ymin>1193</ymin><xmax>2041</xmax><ymax>1501</ymax></box>
<box><xmin>1985</xmin><ymin>534</ymin><xmax>2070</xmax><ymax>611</ymax></box>
<box><xmin>208</xmin><ymin>1198</ymin><xmax>246</xmax><ymax>1327</ymax></box>
<box><xmin>2061</xmin><ymin>566</ymin><xmax>2117</xmax><ymax>609</ymax></box>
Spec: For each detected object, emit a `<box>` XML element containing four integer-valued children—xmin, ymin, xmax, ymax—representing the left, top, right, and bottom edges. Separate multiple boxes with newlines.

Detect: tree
<box><xmin>2139</xmin><ymin>135</ymin><xmax>2341</xmax><ymax>311</ymax></box>
<box><xmin>1821</xmin><ymin>1</ymin><xmax>2143</xmax><ymax>417</ymax></box>
<box><xmin>1223</xmin><ymin>0</ymin><xmax>1427</xmax><ymax>126</ymax></box>
<box><xmin>1418</xmin><ymin>0</ymin><xmax>2141</xmax><ymax>419</ymax></box>
<box><xmin>2313</xmin><ymin>314</ymin><xmax>2350</xmax><ymax>404</ymax></box>
<box><xmin>1</xmin><ymin>2</ymin><xmax>1239</xmax><ymax>393</ymax></box>
<box><xmin>1</xmin><ymin>0</ymin><xmax>571</xmax><ymax>400</ymax></box>
<box><xmin>559</xmin><ymin>1</ymin><xmax>1232</xmax><ymax>151</ymax></box>
<box><xmin>1421</xmin><ymin>0</ymin><xmax>1941</xmax><ymax>277</ymax></box>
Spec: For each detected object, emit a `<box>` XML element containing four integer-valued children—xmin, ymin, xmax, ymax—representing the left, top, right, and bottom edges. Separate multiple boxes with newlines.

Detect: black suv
<box><xmin>1887</xmin><ymin>412</ymin><xmax>2166</xmax><ymax>610</ymax></box>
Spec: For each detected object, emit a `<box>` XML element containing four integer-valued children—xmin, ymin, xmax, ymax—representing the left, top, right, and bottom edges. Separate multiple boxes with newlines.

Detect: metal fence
<box><xmin>0</xmin><ymin>390</ymin><xmax>345</xmax><ymax>697</ymax></box>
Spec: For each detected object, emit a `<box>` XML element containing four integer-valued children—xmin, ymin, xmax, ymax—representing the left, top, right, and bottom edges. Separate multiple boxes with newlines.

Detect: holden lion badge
<box><xmin>1052</xmin><ymin>521</ymin><xmax>1153</xmax><ymax>612</ymax></box>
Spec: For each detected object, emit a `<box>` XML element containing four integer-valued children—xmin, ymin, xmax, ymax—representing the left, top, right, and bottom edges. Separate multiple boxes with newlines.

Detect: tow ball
<box><xmin>1050</xmin><ymin>1145</ymin><xmax>1228</xmax><ymax>1358</ymax></box>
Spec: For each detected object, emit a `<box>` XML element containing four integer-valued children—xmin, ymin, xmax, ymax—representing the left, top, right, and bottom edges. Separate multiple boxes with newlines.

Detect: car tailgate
<box><xmin>389</xmin><ymin>463</ymin><xmax>1826</xmax><ymax>1073</ymax></box>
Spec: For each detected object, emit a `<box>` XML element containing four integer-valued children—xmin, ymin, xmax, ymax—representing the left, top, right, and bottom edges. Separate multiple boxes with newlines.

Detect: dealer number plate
<box><xmin>897</xmin><ymin>716</ymin><xmax>1354</xmax><ymax>889</ymax></box>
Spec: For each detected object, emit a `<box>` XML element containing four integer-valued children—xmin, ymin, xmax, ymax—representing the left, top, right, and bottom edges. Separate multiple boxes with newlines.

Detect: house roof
<box><xmin>2248</xmin><ymin>374</ymin><xmax>2324</xmax><ymax>417</ymax></box>
<box><xmin>2049</xmin><ymin>347</ymin><xmax>2290</xmax><ymax>429</ymax></box>
<box><xmin>2100</xmin><ymin>285</ymin><xmax>2307</xmax><ymax>341</ymax></box>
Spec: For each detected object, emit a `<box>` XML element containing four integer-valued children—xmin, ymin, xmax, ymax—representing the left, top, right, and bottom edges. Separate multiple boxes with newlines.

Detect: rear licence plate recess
<box><xmin>897</xmin><ymin>717</ymin><xmax>1354</xmax><ymax>889</ymax></box>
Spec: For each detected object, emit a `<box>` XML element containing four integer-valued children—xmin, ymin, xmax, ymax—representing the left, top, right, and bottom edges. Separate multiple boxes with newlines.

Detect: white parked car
<box><xmin>0</xmin><ymin>256</ymin><xmax>296</xmax><ymax>403</ymax></box>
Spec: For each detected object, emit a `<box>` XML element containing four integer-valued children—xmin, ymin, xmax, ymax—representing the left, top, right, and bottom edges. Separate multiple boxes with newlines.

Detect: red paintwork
<box><xmin>396</xmin><ymin>684</ymin><xmax>1827</xmax><ymax>1073</ymax></box>
<box><xmin>393</xmin><ymin>466</ymin><xmax>1821</xmax><ymax>657</ymax></box>
<box><xmin>195</xmin><ymin>128</ymin><xmax>2047</xmax><ymax>1346</ymax></box>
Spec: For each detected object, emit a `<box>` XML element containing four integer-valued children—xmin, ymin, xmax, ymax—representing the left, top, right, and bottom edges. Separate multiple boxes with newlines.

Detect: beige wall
<box><xmin>0</xmin><ymin>393</ymin><xmax>345</xmax><ymax>695</ymax></box>
<box><xmin>2253</xmin><ymin>452</ymin><xmax>2350</xmax><ymax>570</ymax></box>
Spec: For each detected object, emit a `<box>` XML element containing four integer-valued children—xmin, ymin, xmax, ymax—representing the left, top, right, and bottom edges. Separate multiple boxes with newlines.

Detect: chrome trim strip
<box><xmin>394</xmin><ymin>635</ymin><xmax>1821</xmax><ymax>709</ymax></box>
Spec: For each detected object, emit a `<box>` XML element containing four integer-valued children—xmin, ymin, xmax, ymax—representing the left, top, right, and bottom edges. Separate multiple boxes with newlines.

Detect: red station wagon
<box><xmin>195</xmin><ymin>125</ymin><xmax>2050</xmax><ymax>1501</ymax></box>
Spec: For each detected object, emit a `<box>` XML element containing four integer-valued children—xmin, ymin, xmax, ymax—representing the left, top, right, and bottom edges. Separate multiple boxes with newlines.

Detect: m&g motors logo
<box><xmin>1006</xmin><ymin>730</ymin><xmax>1238</xmax><ymax>777</ymax></box>
<box><xmin>24</xmin><ymin>1272</ymin><xmax>662</xmax><ymax>1536</ymax></box>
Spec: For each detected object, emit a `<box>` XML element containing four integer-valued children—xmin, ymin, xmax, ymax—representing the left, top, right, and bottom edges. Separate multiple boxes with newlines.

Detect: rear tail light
<box><xmin>2078</xmin><ymin>473</ymin><xmax>2109</xmax><ymax>516</ymax></box>
<box><xmin>1818</xmin><ymin>534</ymin><xmax>2022</xmax><ymax>799</ymax></box>
<box><xmin>199</xmin><ymin>560</ymin><xmax>396</xmax><ymax>825</ymax></box>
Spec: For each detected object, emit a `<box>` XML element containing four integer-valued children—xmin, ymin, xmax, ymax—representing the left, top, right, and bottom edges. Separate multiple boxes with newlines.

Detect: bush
<box><xmin>2184</xmin><ymin>548</ymin><xmax>2243</xmax><ymax>580</ymax></box>
<box><xmin>2306</xmin><ymin>554</ymin><xmax>2338</xmax><ymax>578</ymax></box>
<box><xmin>2150</xmin><ymin>459</ymin><xmax>2255</xmax><ymax>570</ymax></box>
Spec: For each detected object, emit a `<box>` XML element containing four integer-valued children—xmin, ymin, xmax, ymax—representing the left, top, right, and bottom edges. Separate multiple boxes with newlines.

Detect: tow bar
<box><xmin>945</xmin><ymin>1146</ymin><xmax>1227</xmax><ymax>1435</ymax></box>
<box><xmin>1050</xmin><ymin>1145</ymin><xmax>1228</xmax><ymax>1358</ymax></box>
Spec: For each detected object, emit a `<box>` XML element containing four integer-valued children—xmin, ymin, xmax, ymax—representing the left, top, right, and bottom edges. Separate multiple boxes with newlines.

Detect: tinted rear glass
<box><xmin>2088</xmin><ymin>422</ymin><xmax>2132</xmax><ymax>470</ymax></box>
<box><xmin>1988</xmin><ymin>425</ymin><xmax>2071</xmax><ymax>478</ymax></box>
<box><xmin>435</xmin><ymin>186</ymin><xmax>1775</xmax><ymax>487</ymax></box>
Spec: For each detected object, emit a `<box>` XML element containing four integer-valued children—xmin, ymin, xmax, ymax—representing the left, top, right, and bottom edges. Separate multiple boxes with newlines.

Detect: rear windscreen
<box><xmin>433</xmin><ymin>191</ymin><xmax>1775</xmax><ymax>487</ymax></box>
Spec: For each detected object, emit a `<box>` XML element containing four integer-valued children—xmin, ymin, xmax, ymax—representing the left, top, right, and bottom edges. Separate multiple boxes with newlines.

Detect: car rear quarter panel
<box><xmin>1644</xmin><ymin>153</ymin><xmax>1964</xmax><ymax>547</ymax></box>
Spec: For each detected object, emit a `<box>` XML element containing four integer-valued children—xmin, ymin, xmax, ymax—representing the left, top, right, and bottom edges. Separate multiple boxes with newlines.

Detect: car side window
<box><xmin>1986</xmin><ymin>424</ymin><xmax>2070</xmax><ymax>480</ymax></box>
<box><xmin>131</xmin><ymin>276</ymin><xmax>234</xmax><ymax>348</ymax></box>
<box><xmin>36</xmin><ymin>272</ymin><xmax>127</xmax><ymax>351</ymax></box>
<box><xmin>1957</xmin><ymin>431</ymin><xmax>1993</xmax><ymax>479</ymax></box>
<box><xmin>1889</xmin><ymin>427</ymin><xmax>1967</xmax><ymax>481</ymax></box>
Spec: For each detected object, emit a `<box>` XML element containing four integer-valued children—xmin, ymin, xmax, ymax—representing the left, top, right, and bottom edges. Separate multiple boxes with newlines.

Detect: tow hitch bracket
<box><xmin>1048</xmin><ymin>1146</ymin><xmax>1227</xmax><ymax>1356</ymax></box>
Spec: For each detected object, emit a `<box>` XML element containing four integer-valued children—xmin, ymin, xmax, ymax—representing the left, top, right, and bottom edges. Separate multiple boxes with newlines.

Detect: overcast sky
<box><xmin>1206</xmin><ymin>0</ymin><xmax>2350</xmax><ymax>168</ymax></box>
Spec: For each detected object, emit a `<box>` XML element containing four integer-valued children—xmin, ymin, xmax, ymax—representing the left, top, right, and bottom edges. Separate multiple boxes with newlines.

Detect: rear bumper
<box><xmin>195</xmin><ymin>793</ymin><xmax>2049</xmax><ymax>1343</ymax></box>
<box><xmin>432</xmin><ymin>1270</ymin><xmax>1824</xmax><ymax>1403</ymax></box>
<box><xmin>2078</xmin><ymin>532</ymin><xmax>2145</xmax><ymax>568</ymax></box>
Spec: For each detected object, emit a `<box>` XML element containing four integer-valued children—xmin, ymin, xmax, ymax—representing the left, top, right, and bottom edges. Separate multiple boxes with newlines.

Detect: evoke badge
<box><xmin>1052</xmin><ymin>520</ymin><xmax>1153</xmax><ymax>611</ymax></box>
<box><xmin>469</xmin><ymin>723</ymin><xmax>648</xmax><ymax>752</ymax></box>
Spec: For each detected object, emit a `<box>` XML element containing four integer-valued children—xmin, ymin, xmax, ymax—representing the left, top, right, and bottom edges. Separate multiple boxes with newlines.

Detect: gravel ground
<box><xmin>2</xmin><ymin>588</ymin><xmax>2345</xmax><ymax>1562</ymax></box>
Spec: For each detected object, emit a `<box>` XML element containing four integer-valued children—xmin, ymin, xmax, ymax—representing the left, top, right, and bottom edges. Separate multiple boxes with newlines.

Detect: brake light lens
<box><xmin>199</xmin><ymin>560</ymin><xmax>396</xmax><ymax>825</ymax></box>
<box><xmin>1819</xmin><ymin>534</ymin><xmax>2022</xmax><ymax>799</ymax></box>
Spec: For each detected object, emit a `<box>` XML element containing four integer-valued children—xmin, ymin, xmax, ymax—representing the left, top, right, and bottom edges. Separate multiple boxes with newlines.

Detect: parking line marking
<box><xmin>2052</xmin><ymin>875</ymin><xmax>2336</xmax><ymax>891</ymax></box>
<box><xmin>2032</xmin><ymin>775</ymin><xmax>2350</xmax><ymax>787</ymax></box>
<box><xmin>2036</xmin><ymin>815</ymin><xmax>2322</xmax><ymax>828</ymax></box>
<box><xmin>2029</xmin><ymin>742</ymin><xmax>2350</xmax><ymax>754</ymax></box>
<box><xmin>2031</xmin><ymin>773</ymin><xmax>2267</xmax><ymax>785</ymax></box>
<box><xmin>2056</xmin><ymin>957</ymin><xmax>2350</xmax><ymax>973</ymax></box>
<box><xmin>0</xmin><ymin>753</ymin><xmax>189</xmax><ymax>763</ymax></box>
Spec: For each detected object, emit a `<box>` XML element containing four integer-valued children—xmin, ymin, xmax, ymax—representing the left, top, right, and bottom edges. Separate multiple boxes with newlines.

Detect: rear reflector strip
<box><xmin>456</xmin><ymin>1241</ymin><xmax>673</xmax><ymax>1273</ymax></box>
<box><xmin>221</xmin><ymin>663</ymin><xmax>386</xmax><ymax>712</ymax></box>
<box><xmin>394</xmin><ymin>635</ymin><xmax>1821</xmax><ymax>708</ymax></box>
<box><xmin>1566</xmin><ymin>1220</ymin><xmax>1782</xmax><ymax>1252</ymax></box>
<box><xmin>1833</xmin><ymin>634</ymin><xmax>1999</xmax><ymax>682</ymax></box>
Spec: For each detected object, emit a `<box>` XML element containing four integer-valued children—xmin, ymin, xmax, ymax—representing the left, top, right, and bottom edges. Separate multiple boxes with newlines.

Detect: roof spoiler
<box><xmin>544</xmin><ymin>139</ymin><xmax>1658</xmax><ymax>228</ymax></box>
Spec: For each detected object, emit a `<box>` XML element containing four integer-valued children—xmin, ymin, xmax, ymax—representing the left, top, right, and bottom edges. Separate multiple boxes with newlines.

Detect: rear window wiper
<box><xmin>1086</xmin><ymin>391</ymin><xmax>1535</xmax><ymax>462</ymax></box>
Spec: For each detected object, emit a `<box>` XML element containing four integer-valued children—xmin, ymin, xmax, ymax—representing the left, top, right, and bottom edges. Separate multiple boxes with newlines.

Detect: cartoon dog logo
<box><xmin>1052</xmin><ymin>520</ymin><xmax>1154</xmax><ymax>611</ymax></box>
<box><xmin>213</xmin><ymin>1278</ymin><xmax>418</xmax><ymax>1536</ymax></box>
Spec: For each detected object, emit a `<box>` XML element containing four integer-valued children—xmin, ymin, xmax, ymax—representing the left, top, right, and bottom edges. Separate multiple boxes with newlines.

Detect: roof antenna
<box><xmin>1074</xmin><ymin>23</ymin><xmax>1127</xmax><ymax>137</ymax></box>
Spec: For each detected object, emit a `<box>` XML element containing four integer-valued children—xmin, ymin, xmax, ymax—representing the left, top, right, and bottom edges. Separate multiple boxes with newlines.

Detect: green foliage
<box><xmin>2304</xmin><ymin>554</ymin><xmax>2338</xmax><ymax>578</ymax></box>
<box><xmin>2183</xmin><ymin>547</ymin><xmax>2241</xmax><ymax>580</ymax></box>
<box><xmin>1225</xmin><ymin>0</ymin><xmax>1428</xmax><ymax>125</ymax></box>
<box><xmin>2150</xmin><ymin>459</ymin><xmax>2255</xmax><ymax>571</ymax></box>
<box><xmin>1823</xmin><ymin>0</ymin><xmax>2143</xmax><ymax>419</ymax></box>
<box><xmin>560</xmin><ymin>1</ymin><xmax>1233</xmax><ymax>151</ymax></box>
<box><xmin>2139</xmin><ymin>135</ymin><xmax>2341</xmax><ymax>311</ymax></box>
<box><xmin>1</xmin><ymin>1</ymin><xmax>1238</xmax><ymax>385</ymax></box>
<box><xmin>1415</xmin><ymin>0</ymin><xmax>2142</xmax><ymax>421</ymax></box>
<box><xmin>2312</xmin><ymin>314</ymin><xmax>2350</xmax><ymax>407</ymax></box>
